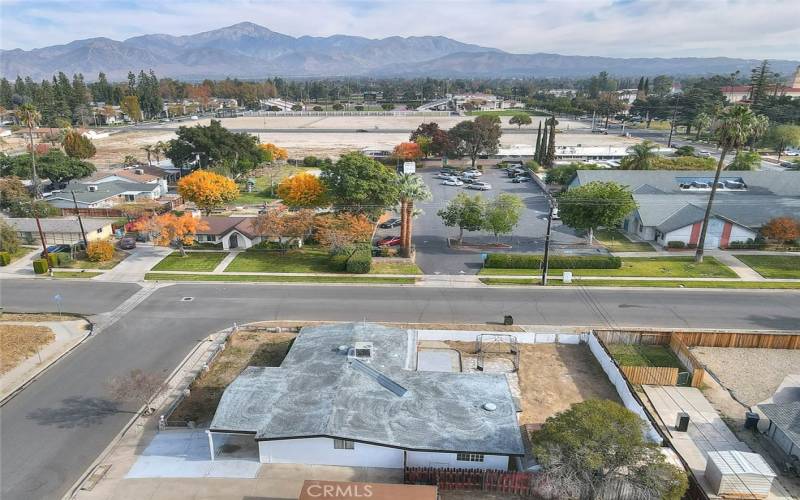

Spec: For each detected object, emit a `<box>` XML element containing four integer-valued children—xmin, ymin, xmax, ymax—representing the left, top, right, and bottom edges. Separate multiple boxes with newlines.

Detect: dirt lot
<box><xmin>690</xmin><ymin>346</ymin><xmax>800</xmax><ymax>406</ymax></box>
<box><xmin>169</xmin><ymin>330</ymin><xmax>296</xmax><ymax>425</ymax></box>
<box><xmin>0</xmin><ymin>324</ymin><xmax>55</xmax><ymax>374</ymax></box>
<box><xmin>445</xmin><ymin>341</ymin><xmax>620</xmax><ymax>427</ymax></box>
<box><xmin>90</xmin><ymin>130</ymin><xmax>175</xmax><ymax>169</ymax></box>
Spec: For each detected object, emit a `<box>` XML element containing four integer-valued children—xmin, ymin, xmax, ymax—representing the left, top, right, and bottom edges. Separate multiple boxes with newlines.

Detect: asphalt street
<box><xmin>2</xmin><ymin>275</ymin><xmax>800</xmax><ymax>499</ymax></box>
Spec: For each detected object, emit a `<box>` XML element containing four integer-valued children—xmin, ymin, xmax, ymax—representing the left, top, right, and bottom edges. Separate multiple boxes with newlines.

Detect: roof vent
<box><xmin>337</xmin><ymin>345</ymin><xmax>349</xmax><ymax>354</ymax></box>
<box><xmin>483</xmin><ymin>402</ymin><xmax>497</xmax><ymax>412</ymax></box>
<box><xmin>134</xmin><ymin>168</ymin><xmax>144</xmax><ymax>175</ymax></box>
<box><xmin>347</xmin><ymin>342</ymin><xmax>373</xmax><ymax>361</ymax></box>
<box><xmin>87</xmin><ymin>185</ymin><xmax>98</xmax><ymax>192</ymax></box>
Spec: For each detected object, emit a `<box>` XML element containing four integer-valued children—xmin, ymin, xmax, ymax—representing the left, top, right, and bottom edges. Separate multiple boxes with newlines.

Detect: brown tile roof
<box><xmin>197</xmin><ymin>216</ymin><xmax>259</xmax><ymax>238</ymax></box>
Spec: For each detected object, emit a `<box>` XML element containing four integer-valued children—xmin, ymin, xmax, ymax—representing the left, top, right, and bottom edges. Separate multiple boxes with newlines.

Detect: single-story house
<box><xmin>43</xmin><ymin>180</ymin><xmax>164</xmax><ymax>209</ymax></box>
<box><xmin>757</xmin><ymin>402</ymin><xmax>800</xmax><ymax>461</ymax></box>
<box><xmin>83</xmin><ymin>168</ymin><xmax>168</xmax><ymax>194</ymax></box>
<box><xmin>209</xmin><ymin>323</ymin><xmax>525</xmax><ymax>470</ymax></box>
<box><xmin>4</xmin><ymin>217</ymin><xmax>115</xmax><ymax>245</ymax></box>
<box><xmin>194</xmin><ymin>216</ymin><xmax>262</xmax><ymax>250</ymax></box>
<box><xmin>569</xmin><ymin>170</ymin><xmax>800</xmax><ymax>249</ymax></box>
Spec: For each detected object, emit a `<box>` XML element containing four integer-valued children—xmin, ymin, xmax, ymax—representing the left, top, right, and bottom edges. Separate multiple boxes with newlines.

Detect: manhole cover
<box><xmin>181</xmin><ymin>297</ymin><xmax>194</xmax><ymax>302</ymax></box>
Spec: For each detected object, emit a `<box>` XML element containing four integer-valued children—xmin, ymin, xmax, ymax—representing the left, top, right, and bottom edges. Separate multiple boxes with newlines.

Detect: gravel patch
<box><xmin>690</xmin><ymin>346</ymin><xmax>800</xmax><ymax>406</ymax></box>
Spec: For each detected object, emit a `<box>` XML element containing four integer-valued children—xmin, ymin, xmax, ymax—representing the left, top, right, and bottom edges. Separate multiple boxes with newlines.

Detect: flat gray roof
<box><xmin>210</xmin><ymin>323</ymin><xmax>525</xmax><ymax>456</ymax></box>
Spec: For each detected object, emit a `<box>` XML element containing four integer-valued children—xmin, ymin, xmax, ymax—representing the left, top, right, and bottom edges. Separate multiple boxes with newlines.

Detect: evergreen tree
<box><xmin>0</xmin><ymin>78</ymin><xmax>11</xmax><ymax>109</ymax></box>
<box><xmin>637</xmin><ymin>77</ymin><xmax>644</xmax><ymax>91</ymax></box>
<box><xmin>534</xmin><ymin>122</ymin><xmax>543</xmax><ymax>162</ymax></box>
<box><xmin>749</xmin><ymin>60</ymin><xmax>772</xmax><ymax>111</ymax></box>
<box><xmin>538</xmin><ymin>123</ymin><xmax>548</xmax><ymax>164</ymax></box>
<box><xmin>643</xmin><ymin>77</ymin><xmax>650</xmax><ymax>96</ymax></box>
<box><xmin>544</xmin><ymin>116</ymin><xmax>557</xmax><ymax>167</ymax></box>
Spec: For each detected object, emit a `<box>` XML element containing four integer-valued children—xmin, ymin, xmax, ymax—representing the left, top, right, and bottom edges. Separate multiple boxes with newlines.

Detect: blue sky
<box><xmin>1</xmin><ymin>0</ymin><xmax>798</xmax><ymax>60</ymax></box>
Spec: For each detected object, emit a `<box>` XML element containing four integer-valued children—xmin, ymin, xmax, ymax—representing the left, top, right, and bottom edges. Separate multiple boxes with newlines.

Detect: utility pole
<box><xmin>35</xmin><ymin>215</ymin><xmax>49</xmax><ymax>260</ymax></box>
<box><xmin>541</xmin><ymin>200</ymin><xmax>554</xmax><ymax>286</ymax></box>
<box><xmin>667</xmin><ymin>97</ymin><xmax>679</xmax><ymax>148</ymax></box>
<box><xmin>71</xmin><ymin>191</ymin><xmax>88</xmax><ymax>245</ymax></box>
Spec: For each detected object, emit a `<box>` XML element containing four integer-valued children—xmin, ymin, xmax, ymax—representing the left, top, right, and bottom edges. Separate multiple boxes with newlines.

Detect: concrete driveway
<box><xmin>407</xmin><ymin>167</ymin><xmax>585</xmax><ymax>274</ymax></box>
<box><xmin>94</xmin><ymin>244</ymin><xmax>172</xmax><ymax>282</ymax></box>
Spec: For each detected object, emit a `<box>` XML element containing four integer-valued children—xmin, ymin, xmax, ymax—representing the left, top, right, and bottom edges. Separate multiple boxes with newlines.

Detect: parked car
<box><xmin>376</xmin><ymin>236</ymin><xmax>401</xmax><ymax>247</ymax></box>
<box><xmin>379</xmin><ymin>218</ymin><xmax>401</xmax><ymax>229</ymax></box>
<box><xmin>467</xmin><ymin>182</ymin><xmax>492</xmax><ymax>191</ymax></box>
<box><xmin>697</xmin><ymin>151</ymin><xmax>712</xmax><ymax>157</ymax></box>
<box><xmin>591</xmin><ymin>128</ymin><xmax>608</xmax><ymax>134</ymax></box>
<box><xmin>551</xmin><ymin>206</ymin><xmax>560</xmax><ymax>220</ymax></box>
<box><xmin>511</xmin><ymin>176</ymin><xmax>531</xmax><ymax>183</ymax></box>
<box><xmin>463</xmin><ymin>169</ymin><xmax>482</xmax><ymax>177</ymax></box>
<box><xmin>41</xmin><ymin>244</ymin><xmax>71</xmax><ymax>257</ymax></box>
<box><xmin>460</xmin><ymin>176</ymin><xmax>477</xmax><ymax>184</ymax></box>
<box><xmin>436</xmin><ymin>172</ymin><xmax>455</xmax><ymax>179</ymax></box>
<box><xmin>118</xmin><ymin>237</ymin><xmax>137</xmax><ymax>250</ymax></box>
<box><xmin>442</xmin><ymin>178</ymin><xmax>464</xmax><ymax>186</ymax></box>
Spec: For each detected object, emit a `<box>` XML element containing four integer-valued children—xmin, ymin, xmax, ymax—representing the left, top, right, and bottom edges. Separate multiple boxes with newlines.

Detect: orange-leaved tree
<box><xmin>276</xmin><ymin>172</ymin><xmax>327</xmax><ymax>208</ymax></box>
<box><xmin>760</xmin><ymin>216</ymin><xmax>800</xmax><ymax>244</ymax></box>
<box><xmin>393</xmin><ymin>142</ymin><xmax>423</xmax><ymax>161</ymax></box>
<box><xmin>315</xmin><ymin>213</ymin><xmax>373</xmax><ymax>253</ymax></box>
<box><xmin>259</xmin><ymin>143</ymin><xmax>288</xmax><ymax>161</ymax></box>
<box><xmin>250</xmin><ymin>208</ymin><xmax>316</xmax><ymax>249</ymax></box>
<box><xmin>177</xmin><ymin>170</ymin><xmax>239</xmax><ymax>214</ymax></box>
<box><xmin>133</xmin><ymin>213</ymin><xmax>208</xmax><ymax>256</ymax></box>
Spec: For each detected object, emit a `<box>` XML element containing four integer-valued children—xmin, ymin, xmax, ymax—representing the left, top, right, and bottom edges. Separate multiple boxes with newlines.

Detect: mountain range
<box><xmin>2</xmin><ymin>22</ymin><xmax>798</xmax><ymax>81</ymax></box>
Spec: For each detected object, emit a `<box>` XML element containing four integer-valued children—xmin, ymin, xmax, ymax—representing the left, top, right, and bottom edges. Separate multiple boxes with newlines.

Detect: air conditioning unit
<box><xmin>88</xmin><ymin>185</ymin><xmax>98</xmax><ymax>192</ymax></box>
<box><xmin>347</xmin><ymin>342</ymin><xmax>373</xmax><ymax>362</ymax></box>
<box><xmin>134</xmin><ymin>169</ymin><xmax>144</xmax><ymax>175</ymax></box>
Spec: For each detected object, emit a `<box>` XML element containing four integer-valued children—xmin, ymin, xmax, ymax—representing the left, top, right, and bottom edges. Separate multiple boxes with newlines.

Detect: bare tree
<box><xmin>107</xmin><ymin>369</ymin><xmax>165</xmax><ymax>415</ymax></box>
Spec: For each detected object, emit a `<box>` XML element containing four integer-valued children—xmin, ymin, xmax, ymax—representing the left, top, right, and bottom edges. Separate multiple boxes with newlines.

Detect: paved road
<box><xmin>2</xmin><ymin>279</ymin><xmax>800</xmax><ymax>500</ymax></box>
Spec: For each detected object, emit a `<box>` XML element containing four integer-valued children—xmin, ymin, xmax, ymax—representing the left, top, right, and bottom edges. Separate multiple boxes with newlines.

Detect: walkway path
<box><xmin>712</xmin><ymin>253</ymin><xmax>766</xmax><ymax>281</ymax></box>
<box><xmin>211</xmin><ymin>251</ymin><xmax>240</xmax><ymax>273</ymax></box>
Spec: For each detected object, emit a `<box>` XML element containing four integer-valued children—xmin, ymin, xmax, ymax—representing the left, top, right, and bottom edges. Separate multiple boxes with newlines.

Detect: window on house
<box><xmin>456</xmin><ymin>452</ymin><xmax>484</xmax><ymax>462</ymax></box>
<box><xmin>96</xmin><ymin>228</ymin><xmax>103</xmax><ymax>233</ymax></box>
<box><xmin>333</xmin><ymin>439</ymin><xmax>354</xmax><ymax>450</ymax></box>
<box><xmin>124</xmin><ymin>194</ymin><xmax>135</xmax><ymax>202</ymax></box>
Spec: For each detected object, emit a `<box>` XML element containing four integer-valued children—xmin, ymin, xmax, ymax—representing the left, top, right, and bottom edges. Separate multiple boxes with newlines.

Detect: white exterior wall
<box><xmin>663</xmin><ymin>225</ymin><xmax>693</xmax><ymax>246</ymax></box>
<box><xmin>258</xmin><ymin>438</ymin><xmax>404</xmax><ymax>468</ymax></box>
<box><xmin>406</xmin><ymin>451</ymin><xmax>509</xmax><ymax>470</ymax></box>
<box><xmin>219</xmin><ymin>231</ymin><xmax>259</xmax><ymax>250</ymax></box>
<box><xmin>728</xmin><ymin>225</ymin><xmax>756</xmax><ymax>244</ymax></box>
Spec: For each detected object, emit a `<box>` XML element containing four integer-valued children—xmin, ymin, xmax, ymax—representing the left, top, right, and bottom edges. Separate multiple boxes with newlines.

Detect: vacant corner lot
<box><xmin>152</xmin><ymin>252</ymin><xmax>227</xmax><ymax>272</ymax></box>
<box><xmin>735</xmin><ymin>255</ymin><xmax>800</xmax><ymax>279</ymax></box>
<box><xmin>0</xmin><ymin>324</ymin><xmax>55</xmax><ymax>374</ymax></box>
<box><xmin>170</xmin><ymin>330</ymin><xmax>296</xmax><ymax>426</ymax></box>
<box><xmin>690</xmin><ymin>347</ymin><xmax>800</xmax><ymax>406</ymax></box>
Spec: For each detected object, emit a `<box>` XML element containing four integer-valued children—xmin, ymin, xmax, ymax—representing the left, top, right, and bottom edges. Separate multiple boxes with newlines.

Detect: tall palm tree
<box><xmin>154</xmin><ymin>141</ymin><xmax>167</xmax><ymax>164</ymax></box>
<box><xmin>695</xmin><ymin>105</ymin><xmax>759</xmax><ymax>262</ymax></box>
<box><xmin>622</xmin><ymin>140</ymin><xmax>658</xmax><ymax>170</ymax></box>
<box><xmin>748</xmin><ymin>114</ymin><xmax>769</xmax><ymax>152</ymax></box>
<box><xmin>16</xmin><ymin>103</ymin><xmax>41</xmax><ymax>197</ymax></box>
<box><xmin>142</xmin><ymin>145</ymin><xmax>154</xmax><ymax>166</ymax></box>
<box><xmin>396</xmin><ymin>174</ymin><xmax>432</xmax><ymax>258</ymax></box>
<box><xmin>692</xmin><ymin>112</ymin><xmax>711</xmax><ymax>141</ymax></box>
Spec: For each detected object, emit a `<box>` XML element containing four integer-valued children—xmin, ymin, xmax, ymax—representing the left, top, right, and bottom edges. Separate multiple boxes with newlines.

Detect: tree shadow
<box><xmin>26</xmin><ymin>396</ymin><xmax>125</xmax><ymax>429</ymax></box>
<box><xmin>744</xmin><ymin>314</ymin><xmax>800</xmax><ymax>332</ymax></box>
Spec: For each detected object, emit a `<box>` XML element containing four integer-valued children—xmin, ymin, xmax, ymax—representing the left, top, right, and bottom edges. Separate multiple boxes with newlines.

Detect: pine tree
<box><xmin>749</xmin><ymin>60</ymin><xmax>771</xmax><ymax>110</ymax></box>
<box><xmin>538</xmin><ymin>124</ymin><xmax>548</xmax><ymax>164</ymax></box>
<box><xmin>637</xmin><ymin>77</ymin><xmax>644</xmax><ymax>91</ymax></box>
<box><xmin>643</xmin><ymin>78</ymin><xmax>650</xmax><ymax>96</ymax></box>
<box><xmin>534</xmin><ymin>122</ymin><xmax>543</xmax><ymax>163</ymax></box>
<box><xmin>544</xmin><ymin>116</ymin><xmax>556</xmax><ymax>167</ymax></box>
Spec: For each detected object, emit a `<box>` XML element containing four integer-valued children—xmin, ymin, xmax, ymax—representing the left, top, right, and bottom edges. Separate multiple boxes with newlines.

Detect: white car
<box><xmin>551</xmin><ymin>206</ymin><xmax>560</xmax><ymax>220</ymax></box>
<box><xmin>467</xmin><ymin>181</ymin><xmax>492</xmax><ymax>191</ymax></box>
<box><xmin>442</xmin><ymin>179</ymin><xmax>464</xmax><ymax>186</ymax></box>
<box><xmin>190</xmin><ymin>115</ymin><xmax>199</xmax><ymax>120</ymax></box>
<box><xmin>436</xmin><ymin>172</ymin><xmax>456</xmax><ymax>179</ymax></box>
<box><xmin>463</xmin><ymin>170</ymin><xmax>483</xmax><ymax>177</ymax></box>
<box><xmin>697</xmin><ymin>151</ymin><xmax>712</xmax><ymax>157</ymax></box>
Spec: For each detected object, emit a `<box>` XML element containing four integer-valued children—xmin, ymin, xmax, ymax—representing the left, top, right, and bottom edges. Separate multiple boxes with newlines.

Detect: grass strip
<box><xmin>145</xmin><ymin>273</ymin><xmax>415</xmax><ymax>284</ymax></box>
<box><xmin>52</xmin><ymin>271</ymin><xmax>103</xmax><ymax>278</ymax></box>
<box><xmin>480</xmin><ymin>278</ymin><xmax>800</xmax><ymax>289</ymax></box>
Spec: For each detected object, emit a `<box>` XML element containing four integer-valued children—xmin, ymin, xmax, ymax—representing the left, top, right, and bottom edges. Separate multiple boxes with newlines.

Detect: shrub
<box><xmin>48</xmin><ymin>253</ymin><xmax>60</xmax><ymax>268</ymax></box>
<box><xmin>666</xmin><ymin>241</ymin><xmax>686</xmax><ymax>249</ymax></box>
<box><xmin>33</xmin><ymin>258</ymin><xmax>49</xmax><ymax>274</ymax></box>
<box><xmin>86</xmin><ymin>240</ymin><xmax>115</xmax><ymax>262</ymax></box>
<box><xmin>346</xmin><ymin>250</ymin><xmax>372</xmax><ymax>274</ymax></box>
<box><xmin>328</xmin><ymin>253</ymin><xmax>350</xmax><ymax>272</ymax></box>
<box><xmin>484</xmin><ymin>253</ymin><xmax>621</xmax><ymax>269</ymax></box>
<box><xmin>0</xmin><ymin>251</ymin><xmax>10</xmax><ymax>266</ymax></box>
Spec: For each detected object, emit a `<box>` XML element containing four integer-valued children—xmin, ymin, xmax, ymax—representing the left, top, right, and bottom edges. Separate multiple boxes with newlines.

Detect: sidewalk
<box><xmin>0</xmin><ymin>318</ymin><xmax>91</xmax><ymax>401</ymax></box>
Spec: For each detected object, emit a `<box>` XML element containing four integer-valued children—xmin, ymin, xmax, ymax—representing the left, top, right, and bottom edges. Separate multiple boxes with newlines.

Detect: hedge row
<box><xmin>327</xmin><ymin>247</ymin><xmax>372</xmax><ymax>274</ymax></box>
<box><xmin>47</xmin><ymin>252</ymin><xmax>72</xmax><ymax>267</ymax></box>
<box><xmin>484</xmin><ymin>253</ymin><xmax>622</xmax><ymax>269</ymax></box>
<box><xmin>33</xmin><ymin>258</ymin><xmax>49</xmax><ymax>274</ymax></box>
<box><xmin>0</xmin><ymin>252</ymin><xmax>10</xmax><ymax>266</ymax></box>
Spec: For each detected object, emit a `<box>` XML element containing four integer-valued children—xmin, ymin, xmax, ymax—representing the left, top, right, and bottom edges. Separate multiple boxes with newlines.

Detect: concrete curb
<box><xmin>0</xmin><ymin>316</ymin><xmax>93</xmax><ymax>407</ymax></box>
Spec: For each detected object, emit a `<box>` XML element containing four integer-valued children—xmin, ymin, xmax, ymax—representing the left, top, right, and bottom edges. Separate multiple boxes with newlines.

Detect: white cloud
<box><xmin>1</xmin><ymin>0</ymin><xmax>798</xmax><ymax>60</ymax></box>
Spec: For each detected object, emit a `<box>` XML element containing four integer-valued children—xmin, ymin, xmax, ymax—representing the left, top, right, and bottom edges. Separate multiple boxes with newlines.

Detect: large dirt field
<box><xmin>690</xmin><ymin>346</ymin><xmax>800</xmax><ymax>406</ymax></box>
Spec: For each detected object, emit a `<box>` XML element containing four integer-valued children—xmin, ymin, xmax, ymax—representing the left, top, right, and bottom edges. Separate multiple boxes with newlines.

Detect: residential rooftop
<box><xmin>210</xmin><ymin>323</ymin><xmax>525</xmax><ymax>456</ymax></box>
<box><xmin>3</xmin><ymin>217</ymin><xmax>115</xmax><ymax>233</ymax></box>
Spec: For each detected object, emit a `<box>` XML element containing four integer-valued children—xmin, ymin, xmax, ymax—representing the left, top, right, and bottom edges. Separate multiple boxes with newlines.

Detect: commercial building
<box><xmin>210</xmin><ymin>323</ymin><xmax>525</xmax><ymax>470</ymax></box>
<box><xmin>569</xmin><ymin>170</ymin><xmax>800</xmax><ymax>248</ymax></box>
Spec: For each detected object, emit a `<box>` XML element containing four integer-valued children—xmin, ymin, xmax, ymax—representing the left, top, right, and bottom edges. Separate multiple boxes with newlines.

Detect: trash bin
<box><xmin>504</xmin><ymin>315</ymin><xmax>513</xmax><ymax>326</ymax></box>
<box><xmin>744</xmin><ymin>411</ymin><xmax>760</xmax><ymax>430</ymax></box>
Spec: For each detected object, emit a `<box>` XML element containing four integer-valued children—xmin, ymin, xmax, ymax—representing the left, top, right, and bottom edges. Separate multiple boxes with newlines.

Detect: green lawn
<box><xmin>225</xmin><ymin>247</ymin><xmax>332</xmax><ymax>273</ymax></box>
<box><xmin>152</xmin><ymin>252</ymin><xmax>228</xmax><ymax>272</ymax></box>
<box><xmin>479</xmin><ymin>257</ymin><xmax>735</xmax><ymax>278</ymax></box>
<box><xmin>145</xmin><ymin>273</ymin><xmax>415</xmax><ymax>284</ymax></box>
<box><xmin>52</xmin><ymin>271</ymin><xmax>103</xmax><ymax>279</ymax></box>
<box><xmin>608</xmin><ymin>344</ymin><xmax>683</xmax><ymax>368</ymax></box>
<box><xmin>232</xmin><ymin>165</ymin><xmax>310</xmax><ymax>206</ymax></box>
<box><xmin>735</xmin><ymin>255</ymin><xmax>800</xmax><ymax>279</ymax></box>
<box><xmin>6</xmin><ymin>246</ymin><xmax>37</xmax><ymax>263</ymax></box>
<box><xmin>595</xmin><ymin>229</ymin><xmax>655</xmax><ymax>253</ymax></box>
<box><xmin>59</xmin><ymin>250</ymin><xmax>127</xmax><ymax>270</ymax></box>
<box><xmin>369</xmin><ymin>261</ymin><xmax>423</xmax><ymax>275</ymax></box>
<box><xmin>479</xmin><ymin>277</ymin><xmax>800</xmax><ymax>289</ymax></box>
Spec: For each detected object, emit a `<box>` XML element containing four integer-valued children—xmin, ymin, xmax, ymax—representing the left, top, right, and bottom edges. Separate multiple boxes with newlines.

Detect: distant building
<box><xmin>260</xmin><ymin>98</ymin><xmax>300</xmax><ymax>111</ymax></box>
<box><xmin>720</xmin><ymin>66</ymin><xmax>800</xmax><ymax>103</ymax></box>
<box><xmin>209</xmin><ymin>323</ymin><xmax>524</xmax><ymax>469</ymax></box>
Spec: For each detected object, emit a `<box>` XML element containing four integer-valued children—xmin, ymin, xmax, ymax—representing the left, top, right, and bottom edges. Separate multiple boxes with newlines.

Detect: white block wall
<box><xmin>258</xmin><ymin>437</ymin><xmax>404</xmax><ymax>468</ymax></box>
<box><xmin>406</xmin><ymin>451</ymin><xmax>509</xmax><ymax>470</ymax></box>
<box><xmin>663</xmin><ymin>225</ymin><xmax>693</xmax><ymax>246</ymax></box>
<box><xmin>728</xmin><ymin>225</ymin><xmax>755</xmax><ymax>244</ymax></box>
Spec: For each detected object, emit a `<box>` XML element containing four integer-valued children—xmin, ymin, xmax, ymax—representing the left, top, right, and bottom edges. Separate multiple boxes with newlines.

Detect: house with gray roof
<box><xmin>757</xmin><ymin>402</ymin><xmax>800</xmax><ymax>462</ymax></box>
<box><xmin>209</xmin><ymin>323</ymin><xmax>525</xmax><ymax>470</ymax></box>
<box><xmin>4</xmin><ymin>217</ymin><xmax>115</xmax><ymax>245</ymax></box>
<box><xmin>43</xmin><ymin>180</ymin><xmax>163</xmax><ymax>209</ymax></box>
<box><xmin>569</xmin><ymin>170</ymin><xmax>800</xmax><ymax>248</ymax></box>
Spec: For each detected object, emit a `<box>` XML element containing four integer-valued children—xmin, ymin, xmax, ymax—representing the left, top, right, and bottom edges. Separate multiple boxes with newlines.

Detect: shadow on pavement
<box><xmin>27</xmin><ymin>396</ymin><xmax>124</xmax><ymax>428</ymax></box>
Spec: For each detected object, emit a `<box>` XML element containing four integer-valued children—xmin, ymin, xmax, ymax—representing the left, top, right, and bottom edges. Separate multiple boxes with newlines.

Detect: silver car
<box><xmin>468</xmin><ymin>181</ymin><xmax>492</xmax><ymax>191</ymax></box>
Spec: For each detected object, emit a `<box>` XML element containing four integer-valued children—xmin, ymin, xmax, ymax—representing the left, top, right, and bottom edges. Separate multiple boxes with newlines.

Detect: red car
<box><xmin>376</xmin><ymin>236</ymin><xmax>401</xmax><ymax>247</ymax></box>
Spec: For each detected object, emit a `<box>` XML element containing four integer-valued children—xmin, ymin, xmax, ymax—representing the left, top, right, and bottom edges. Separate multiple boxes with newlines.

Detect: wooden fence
<box><xmin>621</xmin><ymin>366</ymin><xmax>679</xmax><ymax>385</ymax></box>
<box><xmin>668</xmin><ymin>336</ymin><xmax>706</xmax><ymax>388</ymax></box>
<box><xmin>595</xmin><ymin>330</ymin><xmax>672</xmax><ymax>346</ymax></box>
<box><xmin>674</xmin><ymin>331</ymin><xmax>800</xmax><ymax>350</ymax></box>
<box><xmin>404</xmin><ymin>467</ymin><xmax>535</xmax><ymax>495</ymax></box>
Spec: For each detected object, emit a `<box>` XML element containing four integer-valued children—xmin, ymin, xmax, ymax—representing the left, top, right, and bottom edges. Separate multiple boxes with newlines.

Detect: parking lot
<box><xmin>376</xmin><ymin>165</ymin><xmax>585</xmax><ymax>275</ymax></box>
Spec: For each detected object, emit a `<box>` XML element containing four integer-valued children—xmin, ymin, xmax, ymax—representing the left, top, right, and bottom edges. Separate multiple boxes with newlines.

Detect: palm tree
<box><xmin>396</xmin><ymin>174</ymin><xmax>432</xmax><ymax>258</ymax></box>
<box><xmin>695</xmin><ymin>105</ymin><xmax>759</xmax><ymax>262</ymax></box>
<box><xmin>748</xmin><ymin>114</ymin><xmax>769</xmax><ymax>152</ymax></box>
<box><xmin>622</xmin><ymin>140</ymin><xmax>658</xmax><ymax>170</ymax></box>
<box><xmin>142</xmin><ymin>145</ymin><xmax>154</xmax><ymax>166</ymax></box>
<box><xmin>692</xmin><ymin>113</ymin><xmax>711</xmax><ymax>141</ymax></box>
<box><xmin>154</xmin><ymin>141</ymin><xmax>167</xmax><ymax>164</ymax></box>
<box><xmin>16</xmin><ymin>104</ymin><xmax>41</xmax><ymax>197</ymax></box>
